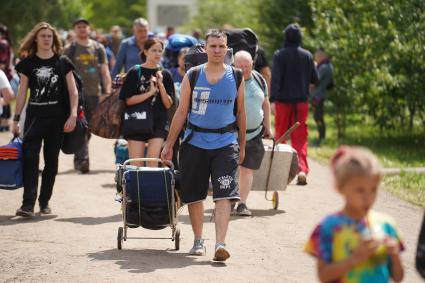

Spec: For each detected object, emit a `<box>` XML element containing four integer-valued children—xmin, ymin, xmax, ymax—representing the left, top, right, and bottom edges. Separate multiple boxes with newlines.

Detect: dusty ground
<box><xmin>0</xmin><ymin>134</ymin><xmax>423</xmax><ymax>283</ymax></box>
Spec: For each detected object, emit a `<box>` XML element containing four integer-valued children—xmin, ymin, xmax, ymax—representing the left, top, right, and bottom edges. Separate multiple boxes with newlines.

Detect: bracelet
<box><xmin>13</xmin><ymin>114</ymin><xmax>21</xmax><ymax>122</ymax></box>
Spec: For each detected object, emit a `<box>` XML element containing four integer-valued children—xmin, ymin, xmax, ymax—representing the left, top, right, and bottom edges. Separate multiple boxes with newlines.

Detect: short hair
<box><xmin>234</xmin><ymin>50</ymin><xmax>253</xmax><ymax>63</ymax></box>
<box><xmin>140</xmin><ymin>37</ymin><xmax>163</xmax><ymax>62</ymax></box>
<box><xmin>133</xmin><ymin>17</ymin><xmax>149</xmax><ymax>28</ymax></box>
<box><xmin>205</xmin><ymin>29</ymin><xmax>227</xmax><ymax>44</ymax></box>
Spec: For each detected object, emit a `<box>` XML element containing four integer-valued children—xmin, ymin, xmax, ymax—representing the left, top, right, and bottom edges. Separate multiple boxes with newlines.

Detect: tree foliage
<box><xmin>310</xmin><ymin>0</ymin><xmax>425</xmax><ymax>133</ymax></box>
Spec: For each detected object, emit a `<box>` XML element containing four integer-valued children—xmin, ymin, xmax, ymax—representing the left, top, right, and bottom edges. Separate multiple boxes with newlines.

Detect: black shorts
<box><xmin>240</xmin><ymin>134</ymin><xmax>265</xmax><ymax>170</ymax></box>
<box><xmin>124</xmin><ymin>128</ymin><xmax>168</xmax><ymax>142</ymax></box>
<box><xmin>179</xmin><ymin>142</ymin><xmax>240</xmax><ymax>204</ymax></box>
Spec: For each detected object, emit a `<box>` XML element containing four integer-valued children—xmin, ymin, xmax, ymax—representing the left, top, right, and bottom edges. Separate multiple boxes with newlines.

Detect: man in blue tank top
<box><xmin>161</xmin><ymin>30</ymin><xmax>246</xmax><ymax>262</ymax></box>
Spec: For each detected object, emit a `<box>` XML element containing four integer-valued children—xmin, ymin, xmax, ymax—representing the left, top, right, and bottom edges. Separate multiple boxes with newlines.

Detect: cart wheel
<box><xmin>174</xmin><ymin>227</ymin><xmax>180</xmax><ymax>251</ymax></box>
<box><xmin>117</xmin><ymin>227</ymin><xmax>123</xmax><ymax>250</ymax></box>
<box><xmin>272</xmin><ymin>191</ymin><xmax>279</xmax><ymax>210</ymax></box>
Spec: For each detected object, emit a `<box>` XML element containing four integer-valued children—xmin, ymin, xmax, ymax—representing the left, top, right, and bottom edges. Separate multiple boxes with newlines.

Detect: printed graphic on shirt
<box><xmin>31</xmin><ymin>66</ymin><xmax>59</xmax><ymax>105</ymax></box>
<box><xmin>192</xmin><ymin>86</ymin><xmax>233</xmax><ymax>115</ymax></box>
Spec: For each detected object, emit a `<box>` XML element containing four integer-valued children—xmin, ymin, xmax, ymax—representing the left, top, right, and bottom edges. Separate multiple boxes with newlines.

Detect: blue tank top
<box><xmin>184</xmin><ymin>64</ymin><xmax>238</xmax><ymax>149</ymax></box>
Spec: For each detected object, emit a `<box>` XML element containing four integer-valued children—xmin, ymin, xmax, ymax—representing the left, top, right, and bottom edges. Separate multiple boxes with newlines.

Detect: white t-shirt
<box><xmin>0</xmin><ymin>70</ymin><xmax>12</xmax><ymax>116</ymax></box>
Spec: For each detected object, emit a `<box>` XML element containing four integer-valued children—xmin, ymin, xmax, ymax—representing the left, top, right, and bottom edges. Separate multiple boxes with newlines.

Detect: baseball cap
<box><xmin>73</xmin><ymin>18</ymin><xmax>90</xmax><ymax>27</ymax></box>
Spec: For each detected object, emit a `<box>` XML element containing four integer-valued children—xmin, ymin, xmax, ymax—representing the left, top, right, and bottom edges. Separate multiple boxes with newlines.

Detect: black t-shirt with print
<box><xmin>15</xmin><ymin>54</ymin><xmax>74</xmax><ymax>117</ymax></box>
<box><xmin>120</xmin><ymin>65</ymin><xmax>175</xmax><ymax>131</ymax></box>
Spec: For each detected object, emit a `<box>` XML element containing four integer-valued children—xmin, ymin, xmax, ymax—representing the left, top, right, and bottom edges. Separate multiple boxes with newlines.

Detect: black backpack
<box><xmin>225</xmin><ymin>28</ymin><xmax>258</xmax><ymax>61</ymax></box>
<box><xmin>57</xmin><ymin>55</ymin><xmax>85</xmax><ymax>112</ymax></box>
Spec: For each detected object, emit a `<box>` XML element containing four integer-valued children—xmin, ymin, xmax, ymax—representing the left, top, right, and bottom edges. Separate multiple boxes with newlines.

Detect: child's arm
<box><xmin>385</xmin><ymin>237</ymin><xmax>404</xmax><ymax>282</ymax></box>
<box><xmin>317</xmin><ymin>239</ymin><xmax>378</xmax><ymax>283</ymax></box>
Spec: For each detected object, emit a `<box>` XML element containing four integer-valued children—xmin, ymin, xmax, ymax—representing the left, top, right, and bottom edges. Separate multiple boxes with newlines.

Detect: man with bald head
<box><xmin>234</xmin><ymin>50</ymin><xmax>272</xmax><ymax>216</ymax></box>
<box><xmin>112</xmin><ymin>17</ymin><xmax>150</xmax><ymax>77</ymax></box>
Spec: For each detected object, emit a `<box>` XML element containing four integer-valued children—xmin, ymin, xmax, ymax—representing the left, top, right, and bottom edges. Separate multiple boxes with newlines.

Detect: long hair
<box><xmin>19</xmin><ymin>22</ymin><xmax>63</xmax><ymax>57</ymax></box>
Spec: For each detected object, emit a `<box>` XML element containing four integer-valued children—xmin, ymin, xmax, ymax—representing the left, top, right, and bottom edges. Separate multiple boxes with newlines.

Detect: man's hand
<box><xmin>270</xmin><ymin>102</ymin><xmax>276</xmax><ymax>115</ymax></box>
<box><xmin>161</xmin><ymin>143</ymin><xmax>173</xmax><ymax>162</ymax></box>
<box><xmin>11</xmin><ymin>121</ymin><xmax>20</xmax><ymax>136</ymax></box>
<box><xmin>64</xmin><ymin>115</ymin><xmax>77</xmax><ymax>133</ymax></box>
<box><xmin>239</xmin><ymin>145</ymin><xmax>245</xmax><ymax>165</ymax></box>
<box><xmin>263</xmin><ymin>126</ymin><xmax>272</xmax><ymax>139</ymax></box>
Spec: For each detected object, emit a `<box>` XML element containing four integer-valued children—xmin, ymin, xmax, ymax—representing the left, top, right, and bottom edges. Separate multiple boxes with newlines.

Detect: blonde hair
<box><xmin>19</xmin><ymin>22</ymin><xmax>63</xmax><ymax>57</ymax></box>
<box><xmin>331</xmin><ymin>146</ymin><xmax>382</xmax><ymax>187</ymax></box>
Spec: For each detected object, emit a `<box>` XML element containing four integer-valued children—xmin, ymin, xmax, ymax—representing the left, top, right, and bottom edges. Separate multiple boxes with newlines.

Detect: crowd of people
<box><xmin>1</xmin><ymin>17</ymin><xmax>424</xmax><ymax>281</ymax></box>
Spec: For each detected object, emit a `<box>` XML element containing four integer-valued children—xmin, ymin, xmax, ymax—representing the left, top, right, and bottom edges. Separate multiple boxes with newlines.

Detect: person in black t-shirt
<box><xmin>12</xmin><ymin>22</ymin><xmax>78</xmax><ymax>217</ymax></box>
<box><xmin>253</xmin><ymin>47</ymin><xmax>271</xmax><ymax>91</ymax></box>
<box><xmin>120</xmin><ymin>37</ymin><xmax>174</xmax><ymax>167</ymax></box>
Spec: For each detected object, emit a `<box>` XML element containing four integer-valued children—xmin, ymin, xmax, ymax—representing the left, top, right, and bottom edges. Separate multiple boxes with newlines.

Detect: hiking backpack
<box><xmin>224</xmin><ymin>28</ymin><xmax>258</xmax><ymax>61</ymax></box>
<box><xmin>163</xmin><ymin>34</ymin><xmax>198</xmax><ymax>69</ymax></box>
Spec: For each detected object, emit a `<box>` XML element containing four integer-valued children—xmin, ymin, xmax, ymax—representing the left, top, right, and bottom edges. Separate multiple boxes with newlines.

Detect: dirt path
<box><xmin>0</xmin><ymin>134</ymin><xmax>423</xmax><ymax>282</ymax></box>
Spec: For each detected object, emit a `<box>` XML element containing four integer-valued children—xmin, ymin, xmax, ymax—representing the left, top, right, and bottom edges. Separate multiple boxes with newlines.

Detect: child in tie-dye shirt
<box><xmin>305</xmin><ymin>146</ymin><xmax>404</xmax><ymax>283</ymax></box>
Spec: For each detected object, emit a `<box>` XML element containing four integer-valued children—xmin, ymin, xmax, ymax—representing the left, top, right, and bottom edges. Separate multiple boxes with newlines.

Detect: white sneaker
<box><xmin>189</xmin><ymin>239</ymin><xmax>206</xmax><ymax>256</ymax></box>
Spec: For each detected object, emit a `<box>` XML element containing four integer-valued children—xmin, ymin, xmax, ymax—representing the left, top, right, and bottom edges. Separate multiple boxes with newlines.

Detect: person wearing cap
<box><xmin>64</xmin><ymin>18</ymin><xmax>111</xmax><ymax>173</ymax></box>
<box><xmin>270</xmin><ymin>23</ymin><xmax>319</xmax><ymax>185</ymax></box>
<box><xmin>111</xmin><ymin>18</ymin><xmax>150</xmax><ymax>77</ymax></box>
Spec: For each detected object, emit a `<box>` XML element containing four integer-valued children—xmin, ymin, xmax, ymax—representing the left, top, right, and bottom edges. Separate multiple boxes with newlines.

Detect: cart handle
<box><xmin>123</xmin><ymin>158</ymin><xmax>174</xmax><ymax>170</ymax></box>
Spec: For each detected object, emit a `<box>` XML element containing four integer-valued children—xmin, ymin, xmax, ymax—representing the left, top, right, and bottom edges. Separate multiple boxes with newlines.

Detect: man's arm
<box><xmin>11</xmin><ymin>74</ymin><xmax>29</xmax><ymax>135</ymax></box>
<box><xmin>101</xmin><ymin>64</ymin><xmax>112</xmax><ymax>94</ymax></box>
<box><xmin>161</xmin><ymin>74</ymin><xmax>191</xmax><ymax>161</ymax></box>
<box><xmin>236</xmin><ymin>79</ymin><xmax>246</xmax><ymax>164</ymax></box>
<box><xmin>111</xmin><ymin>40</ymin><xmax>127</xmax><ymax>77</ymax></box>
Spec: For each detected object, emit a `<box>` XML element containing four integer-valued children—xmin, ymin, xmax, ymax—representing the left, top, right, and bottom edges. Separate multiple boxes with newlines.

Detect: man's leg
<box><xmin>215</xmin><ymin>199</ymin><xmax>231</xmax><ymax>243</ymax></box>
<box><xmin>211</xmin><ymin>144</ymin><xmax>240</xmax><ymax>261</ymax></box>
<box><xmin>38</xmin><ymin>119</ymin><xmax>63</xmax><ymax>211</ymax></box>
<box><xmin>179</xmin><ymin>142</ymin><xmax>209</xmax><ymax>255</ymax></box>
<box><xmin>313</xmin><ymin>99</ymin><xmax>325</xmax><ymax>143</ymax></box>
<box><xmin>292</xmin><ymin>102</ymin><xmax>309</xmax><ymax>184</ymax></box>
<box><xmin>188</xmin><ymin>201</ymin><xmax>204</xmax><ymax>240</ymax></box>
<box><xmin>238</xmin><ymin>166</ymin><xmax>253</xmax><ymax>204</ymax></box>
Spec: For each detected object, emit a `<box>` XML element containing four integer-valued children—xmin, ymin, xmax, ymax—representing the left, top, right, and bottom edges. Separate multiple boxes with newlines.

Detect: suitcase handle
<box><xmin>123</xmin><ymin>158</ymin><xmax>174</xmax><ymax>170</ymax></box>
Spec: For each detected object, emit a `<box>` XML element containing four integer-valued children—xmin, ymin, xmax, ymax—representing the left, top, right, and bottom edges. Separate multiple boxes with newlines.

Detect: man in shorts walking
<box><xmin>161</xmin><ymin>29</ymin><xmax>246</xmax><ymax>261</ymax></box>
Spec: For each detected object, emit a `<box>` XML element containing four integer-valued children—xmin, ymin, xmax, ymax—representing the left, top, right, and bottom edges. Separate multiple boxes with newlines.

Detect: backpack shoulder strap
<box><xmin>188</xmin><ymin>65</ymin><xmax>202</xmax><ymax>112</ymax></box>
<box><xmin>94</xmin><ymin>40</ymin><xmax>105</xmax><ymax>65</ymax></box>
<box><xmin>252</xmin><ymin>70</ymin><xmax>266</xmax><ymax>93</ymax></box>
<box><xmin>231</xmin><ymin>66</ymin><xmax>243</xmax><ymax>91</ymax></box>
<box><xmin>231</xmin><ymin>66</ymin><xmax>243</xmax><ymax>116</ymax></box>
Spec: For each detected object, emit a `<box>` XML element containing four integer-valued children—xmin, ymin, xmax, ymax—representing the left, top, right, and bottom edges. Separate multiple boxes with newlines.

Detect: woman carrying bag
<box><xmin>120</xmin><ymin>38</ymin><xmax>174</xmax><ymax>167</ymax></box>
<box><xmin>12</xmin><ymin>22</ymin><xmax>78</xmax><ymax>217</ymax></box>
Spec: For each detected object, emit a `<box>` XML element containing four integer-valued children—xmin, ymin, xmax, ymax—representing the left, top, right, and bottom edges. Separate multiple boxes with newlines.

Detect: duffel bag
<box><xmin>0</xmin><ymin>136</ymin><xmax>23</xmax><ymax>190</ymax></box>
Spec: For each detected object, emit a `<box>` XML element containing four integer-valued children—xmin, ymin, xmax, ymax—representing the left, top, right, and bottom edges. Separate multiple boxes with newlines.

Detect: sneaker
<box><xmin>40</xmin><ymin>206</ymin><xmax>52</xmax><ymax>214</ymax></box>
<box><xmin>79</xmin><ymin>160</ymin><xmax>90</xmax><ymax>174</ymax></box>
<box><xmin>16</xmin><ymin>207</ymin><xmax>34</xmax><ymax>217</ymax></box>
<box><xmin>297</xmin><ymin>172</ymin><xmax>307</xmax><ymax>185</ymax></box>
<box><xmin>213</xmin><ymin>243</ymin><xmax>230</xmax><ymax>262</ymax></box>
<box><xmin>236</xmin><ymin>203</ymin><xmax>252</xmax><ymax>216</ymax></box>
<box><xmin>189</xmin><ymin>239</ymin><xmax>206</xmax><ymax>256</ymax></box>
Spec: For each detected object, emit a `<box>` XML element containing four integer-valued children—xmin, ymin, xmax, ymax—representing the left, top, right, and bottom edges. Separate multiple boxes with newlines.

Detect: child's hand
<box><xmin>383</xmin><ymin>237</ymin><xmax>400</xmax><ymax>256</ymax></box>
<box><xmin>352</xmin><ymin>239</ymin><xmax>379</xmax><ymax>264</ymax></box>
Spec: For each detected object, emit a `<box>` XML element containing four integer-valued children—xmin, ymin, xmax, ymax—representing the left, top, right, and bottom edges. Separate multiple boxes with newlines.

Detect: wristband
<box><xmin>13</xmin><ymin>114</ymin><xmax>20</xmax><ymax>122</ymax></box>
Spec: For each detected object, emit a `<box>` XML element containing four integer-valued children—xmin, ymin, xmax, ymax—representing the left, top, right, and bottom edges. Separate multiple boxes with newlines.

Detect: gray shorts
<box><xmin>179</xmin><ymin>142</ymin><xmax>240</xmax><ymax>204</ymax></box>
<box><xmin>240</xmin><ymin>134</ymin><xmax>265</xmax><ymax>170</ymax></box>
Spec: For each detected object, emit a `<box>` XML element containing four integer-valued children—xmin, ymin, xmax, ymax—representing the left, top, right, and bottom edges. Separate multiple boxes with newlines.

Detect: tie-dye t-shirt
<box><xmin>305</xmin><ymin>210</ymin><xmax>404</xmax><ymax>283</ymax></box>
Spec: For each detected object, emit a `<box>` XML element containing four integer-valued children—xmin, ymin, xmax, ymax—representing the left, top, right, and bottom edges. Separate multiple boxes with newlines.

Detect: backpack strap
<box><xmin>188</xmin><ymin>65</ymin><xmax>202</xmax><ymax>112</ymax></box>
<box><xmin>231</xmin><ymin>66</ymin><xmax>243</xmax><ymax>116</ymax></box>
<box><xmin>251</xmin><ymin>70</ymin><xmax>266</xmax><ymax>93</ymax></box>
